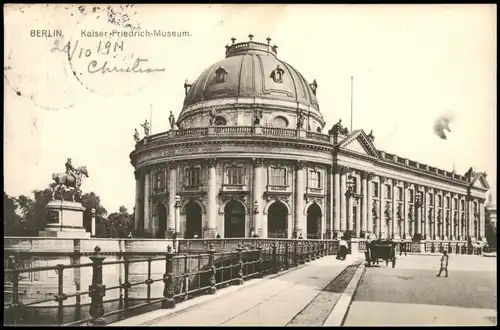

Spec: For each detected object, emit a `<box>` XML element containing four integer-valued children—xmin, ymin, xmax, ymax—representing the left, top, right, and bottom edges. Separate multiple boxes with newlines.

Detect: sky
<box><xmin>4</xmin><ymin>4</ymin><xmax>497</xmax><ymax>213</ymax></box>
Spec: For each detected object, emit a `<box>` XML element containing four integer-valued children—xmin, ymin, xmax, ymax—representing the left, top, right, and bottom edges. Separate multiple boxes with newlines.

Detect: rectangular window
<box><xmin>453</xmin><ymin>198</ymin><xmax>458</xmax><ymax>209</ymax></box>
<box><xmin>308</xmin><ymin>170</ymin><xmax>321</xmax><ymax>188</ymax></box>
<box><xmin>270</xmin><ymin>168</ymin><xmax>287</xmax><ymax>186</ymax></box>
<box><xmin>446</xmin><ymin>197</ymin><xmax>450</xmax><ymax>209</ymax></box>
<box><xmin>186</xmin><ymin>167</ymin><xmax>201</xmax><ymax>186</ymax></box>
<box><xmin>438</xmin><ymin>195</ymin><xmax>443</xmax><ymax>207</ymax></box>
<box><xmin>429</xmin><ymin>194</ymin><xmax>434</xmax><ymax>206</ymax></box>
<box><xmin>156</xmin><ymin>171</ymin><xmax>165</xmax><ymax>190</ymax></box>
<box><xmin>460</xmin><ymin>200</ymin><xmax>464</xmax><ymax>211</ymax></box>
<box><xmin>385</xmin><ymin>184</ymin><xmax>392</xmax><ymax>199</ymax></box>
<box><xmin>372</xmin><ymin>182</ymin><xmax>379</xmax><ymax>198</ymax></box>
<box><xmin>228</xmin><ymin>167</ymin><xmax>243</xmax><ymax>185</ymax></box>
<box><xmin>397</xmin><ymin>187</ymin><xmax>403</xmax><ymax>201</ymax></box>
<box><xmin>409</xmin><ymin>189</ymin><xmax>414</xmax><ymax>203</ymax></box>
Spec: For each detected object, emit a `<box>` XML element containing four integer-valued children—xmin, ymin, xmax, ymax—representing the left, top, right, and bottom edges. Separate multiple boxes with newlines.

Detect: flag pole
<box><xmin>350</xmin><ymin>76</ymin><xmax>354</xmax><ymax>131</ymax></box>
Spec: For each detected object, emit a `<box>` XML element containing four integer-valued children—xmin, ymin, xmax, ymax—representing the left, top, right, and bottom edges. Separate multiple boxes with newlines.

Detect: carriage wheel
<box><xmin>392</xmin><ymin>258</ymin><xmax>396</xmax><ymax>268</ymax></box>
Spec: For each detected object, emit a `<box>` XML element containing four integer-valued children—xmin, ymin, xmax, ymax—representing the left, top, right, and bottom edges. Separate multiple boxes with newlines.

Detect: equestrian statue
<box><xmin>51</xmin><ymin>158</ymin><xmax>89</xmax><ymax>202</ymax></box>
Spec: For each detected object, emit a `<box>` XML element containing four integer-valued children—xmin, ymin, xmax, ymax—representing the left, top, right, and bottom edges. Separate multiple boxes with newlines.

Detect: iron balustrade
<box><xmin>4</xmin><ymin>239</ymin><xmax>337</xmax><ymax>326</ymax></box>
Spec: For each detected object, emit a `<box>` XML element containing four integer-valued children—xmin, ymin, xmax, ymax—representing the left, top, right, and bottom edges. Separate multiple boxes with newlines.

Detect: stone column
<box><xmin>206</xmin><ymin>158</ymin><xmax>218</xmax><ymax>238</ymax></box>
<box><xmin>416</xmin><ymin>186</ymin><xmax>422</xmax><ymax>237</ymax></box>
<box><xmin>443</xmin><ymin>193</ymin><xmax>451</xmax><ymax>241</ymax></box>
<box><xmin>167</xmin><ymin>163</ymin><xmax>177</xmax><ymax>238</ymax></box>
<box><xmin>333</xmin><ymin>166</ymin><xmax>341</xmax><ymax>237</ymax></box>
<box><xmin>361</xmin><ymin>173</ymin><xmax>368</xmax><ymax>237</ymax></box>
<box><xmin>366</xmin><ymin>173</ymin><xmax>374</xmax><ymax>236</ymax></box>
<box><xmin>424</xmin><ymin>189</ymin><xmax>430</xmax><ymax>239</ymax></box>
<box><xmin>466</xmin><ymin>196</ymin><xmax>472</xmax><ymax>238</ymax></box>
<box><xmin>403</xmin><ymin>182</ymin><xmax>409</xmax><ymax>239</ymax></box>
<box><xmin>390</xmin><ymin>180</ymin><xmax>397</xmax><ymax>238</ymax></box>
<box><xmin>433</xmin><ymin>192</ymin><xmax>438</xmax><ymax>240</ymax></box>
<box><xmin>175</xmin><ymin>197</ymin><xmax>181</xmax><ymax>238</ymax></box>
<box><xmin>134</xmin><ymin>171</ymin><xmax>142</xmax><ymax>232</ymax></box>
<box><xmin>294</xmin><ymin>161</ymin><xmax>306</xmax><ymax>236</ymax></box>
<box><xmin>378</xmin><ymin>177</ymin><xmax>385</xmax><ymax>238</ymax></box>
<box><xmin>355</xmin><ymin>176</ymin><xmax>361</xmax><ymax>237</ymax></box>
<box><xmin>143</xmin><ymin>169</ymin><xmax>151</xmax><ymax>235</ymax></box>
<box><xmin>340</xmin><ymin>169</ymin><xmax>348</xmax><ymax>233</ymax></box>
<box><xmin>329</xmin><ymin>166</ymin><xmax>335</xmax><ymax>238</ymax></box>
<box><xmin>347</xmin><ymin>194</ymin><xmax>354</xmax><ymax>231</ymax></box>
<box><xmin>253</xmin><ymin>158</ymin><xmax>264</xmax><ymax>237</ymax></box>
<box><xmin>479</xmin><ymin>199</ymin><xmax>485</xmax><ymax>240</ymax></box>
<box><xmin>458</xmin><ymin>197</ymin><xmax>463</xmax><ymax>240</ymax></box>
<box><xmin>450</xmin><ymin>194</ymin><xmax>455</xmax><ymax>240</ymax></box>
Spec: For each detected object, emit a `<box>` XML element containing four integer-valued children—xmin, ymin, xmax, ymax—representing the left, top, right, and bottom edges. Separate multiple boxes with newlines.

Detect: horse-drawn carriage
<box><xmin>365</xmin><ymin>239</ymin><xmax>397</xmax><ymax>268</ymax></box>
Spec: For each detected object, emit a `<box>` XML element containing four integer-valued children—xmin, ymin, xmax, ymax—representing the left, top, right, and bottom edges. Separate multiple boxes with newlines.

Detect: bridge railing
<box><xmin>4</xmin><ymin>240</ymin><xmax>333</xmax><ymax>326</ymax></box>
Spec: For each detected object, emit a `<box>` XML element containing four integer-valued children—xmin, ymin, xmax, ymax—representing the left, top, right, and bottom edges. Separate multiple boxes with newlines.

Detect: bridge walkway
<box><xmin>112</xmin><ymin>254</ymin><xmax>364</xmax><ymax>327</ymax></box>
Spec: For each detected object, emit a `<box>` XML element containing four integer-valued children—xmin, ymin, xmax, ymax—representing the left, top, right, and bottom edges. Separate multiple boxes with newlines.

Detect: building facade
<box><xmin>130</xmin><ymin>37</ymin><xmax>490</xmax><ymax>242</ymax></box>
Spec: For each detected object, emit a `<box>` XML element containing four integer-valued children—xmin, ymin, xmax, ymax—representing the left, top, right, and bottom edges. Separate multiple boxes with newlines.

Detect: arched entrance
<box><xmin>185</xmin><ymin>200</ymin><xmax>203</xmax><ymax>238</ymax></box>
<box><xmin>307</xmin><ymin>203</ymin><xmax>321</xmax><ymax>239</ymax></box>
<box><xmin>224</xmin><ymin>200</ymin><xmax>246</xmax><ymax>238</ymax></box>
<box><xmin>268</xmin><ymin>201</ymin><xmax>288</xmax><ymax>238</ymax></box>
<box><xmin>153</xmin><ymin>203</ymin><xmax>167</xmax><ymax>239</ymax></box>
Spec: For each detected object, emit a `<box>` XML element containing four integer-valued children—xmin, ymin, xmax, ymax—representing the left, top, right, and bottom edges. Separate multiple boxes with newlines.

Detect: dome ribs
<box><xmin>280</xmin><ymin>61</ymin><xmax>299</xmax><ymax>105</ymax></box>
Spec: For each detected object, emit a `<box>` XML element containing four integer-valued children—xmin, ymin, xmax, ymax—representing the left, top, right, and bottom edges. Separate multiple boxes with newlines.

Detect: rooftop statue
<box><xmin>140</xmin><ymin>119</ymin><xmax>150</xmax><ymax>136</ymax></box>
<box><xmin>209</xmin><ymin>108</ymin><xmax>217</xmax><ymax>126</ymax></box>
<box><xmin>133</xmin><ymin>128</ymin><xmax>140</xmax><ymax>143</ymax></box>
<box><xmin>52</xmin><ymin>158</ymin><xmax>89</xmax><ymax>201</ymax></box>
<box><xmin>329</xmin><ymin>119</ymin><xmax>346</xmax><ymax>136</ymax></box>
<box><xmin>169</xmin><ymin>111</ymin><xmax>176</xmax><ymax>129</ymax></box>
<box><xmin>296</xmin><ymin>109</ymin><xmax>304</xmax><ymax>129</ymax></box>
<box><xmin>367</xmin><ymin>129</ymin><xmax>375</xmax><ymax>142</ymax></box>
<box><xmin>253</xmin><ymin>109</ymin><xmax>263</xmax><ymax>126</ymax></box>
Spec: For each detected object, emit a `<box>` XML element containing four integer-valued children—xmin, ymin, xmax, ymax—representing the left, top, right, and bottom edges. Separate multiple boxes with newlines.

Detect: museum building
<box><xmin>130</xmin><ymin>36</ymin><xmax>490</xmax><ymax>242</ymax></box>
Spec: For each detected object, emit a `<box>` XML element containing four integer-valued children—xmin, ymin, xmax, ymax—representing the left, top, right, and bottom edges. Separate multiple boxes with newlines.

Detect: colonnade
<box><xmin>134</xmin><ymin>161</ymin><xmax>486</xmax><ymax>241</ymax></box>
<box><xmin>328</xmin><ymin>165</ymin><xmax>486</xmax><ymax>241</ymax></box>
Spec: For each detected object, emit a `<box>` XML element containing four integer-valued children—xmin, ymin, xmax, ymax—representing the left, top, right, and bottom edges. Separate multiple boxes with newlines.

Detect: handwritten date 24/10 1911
<box><xmin>51</xmin><ymin>39</ymin><xmax>165</xmax><ymax>74</ymax></box>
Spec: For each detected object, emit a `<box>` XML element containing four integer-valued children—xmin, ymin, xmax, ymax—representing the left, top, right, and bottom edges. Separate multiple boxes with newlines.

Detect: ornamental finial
<box><xmin>248</xmin><ymin>33</ymin><xmax>254</xmax><ymax>41</ymax></box>
<box><xmin>231</xmin><ymin>37</ymin><xmax>236</xmax><ymax>44</ymax></box>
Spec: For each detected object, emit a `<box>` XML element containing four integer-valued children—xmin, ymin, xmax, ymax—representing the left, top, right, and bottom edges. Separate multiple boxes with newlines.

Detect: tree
<box><xmin>16</xmin><ymin>188</ymin><xmax>55</xmax><ymax>236</ymax></box>
<box><xmin>80</xmin><ymin>192</ymin><xmax>108</xmax><ymax>235</ymax></box>
<box><xmin>485</xmin><ymin>220</ymin><xmax>496</xmax><ymax>250</ymax></box>
<box><xmin>4</xmin><ymin>192</ymin><xmax>23</xmax><ymax>236</ymax></box>
<box><xmin>106</xmin><ymin>206</ymin><xmax>134</xmax><ymax>238</ymax></box>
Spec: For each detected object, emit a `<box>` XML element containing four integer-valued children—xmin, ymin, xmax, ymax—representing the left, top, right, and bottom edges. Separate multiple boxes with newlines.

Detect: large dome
<box><xmin>178</xmin><ymin>36</ymin><xmax>324</xmax><ymax>130</ymax></box>
<box><xmin>183</xmin><ymin>38</ymin><xmax>319</xmax><ymax>110</ymax></box>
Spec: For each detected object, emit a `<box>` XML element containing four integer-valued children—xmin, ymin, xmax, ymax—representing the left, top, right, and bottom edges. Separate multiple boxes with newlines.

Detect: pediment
<box><xmin>338</xmin><ymin>130</ymin><xmax>380</xmax><ymax>159</ymax></box>
<box><xmin>471</xmin><ymin>173</ymin><xmax>490</xmax><ymax>190</ymax></box>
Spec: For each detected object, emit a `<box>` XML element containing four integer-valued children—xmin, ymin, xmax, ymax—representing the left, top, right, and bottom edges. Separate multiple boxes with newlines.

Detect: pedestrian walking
<box><xmin>338</xmin><ymin>237</ymin><xmax>348</xmax><ymax>261</ymax></box>
<box><xmin>127</xmin><ymin>232</ymin><xmax>133</xmax><ymax>239</ymax></box>
<box><xmin>399</xmin><ymin>240</ymin><xmax>407</xmax><ymax>257</ymax></box>
<box><xmin>436</xmin><ymin>250</ymin><xmax>449</xmax><ymax>277</ymax></box>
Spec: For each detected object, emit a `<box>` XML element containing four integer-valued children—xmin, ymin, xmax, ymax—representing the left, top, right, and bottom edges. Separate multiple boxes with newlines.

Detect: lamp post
<box><xmin>346</xmin><ymin>172</ymin><xmax>357</xmax><ymax>236</ymax></box>
<box><xmin>91</xmin><ymin>208</ymin><xmax>96</xmax><ymax>237</ymax></box>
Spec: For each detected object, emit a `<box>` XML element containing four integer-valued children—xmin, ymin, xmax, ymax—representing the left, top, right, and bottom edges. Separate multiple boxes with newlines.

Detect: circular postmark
<box><xmin>62</xmin><ymin>5</ymin><xmax>166</xmax><ymax>98</ymax></box>
<box><xmin>4</xmin><ymin>4</ymin><xmax>77</xmax><ymax>111</ymax></box>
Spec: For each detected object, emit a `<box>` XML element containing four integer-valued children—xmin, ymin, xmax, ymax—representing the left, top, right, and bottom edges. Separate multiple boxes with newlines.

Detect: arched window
<box><xmin>316</xmin><ymin>127</ymin><xmax>322</xmax><ymax>133</ymax></box>
<box><xmin>214</xmin><ymin>116</ymin><xmax>227</xmax><ymax>126</ymax></box>
<box><xmin>273</xmin><ymin>116</ymin><xmax>288</xmax><ymax>128</ymax></box>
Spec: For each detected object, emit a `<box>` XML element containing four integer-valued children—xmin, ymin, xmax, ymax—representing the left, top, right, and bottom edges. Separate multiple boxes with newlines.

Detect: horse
<box><xmin>51</xmin><ymin>166</ymin><xmax>89</xmax><ymax>201</ymax></box>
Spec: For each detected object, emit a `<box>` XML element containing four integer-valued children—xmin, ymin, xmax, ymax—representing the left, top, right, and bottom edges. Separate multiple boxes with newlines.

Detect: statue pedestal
<box><xmin>38</xmin><ymin>200</ymin><xmax>90</xmax><ymax>238</ymax></box>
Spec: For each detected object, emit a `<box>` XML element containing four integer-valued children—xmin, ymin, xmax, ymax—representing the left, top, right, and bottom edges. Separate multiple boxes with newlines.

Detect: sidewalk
<box><xmin>111</xmin><ymin>255</ymin><xmax>364</xmax><ymax>326</ymax></box>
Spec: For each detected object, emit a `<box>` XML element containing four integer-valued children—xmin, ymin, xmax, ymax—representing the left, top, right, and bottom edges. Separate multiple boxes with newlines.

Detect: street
<box><xmin>344</xmin><ymin>254</ymin><xmax>497</xmax><ymax>326</ymax></box>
